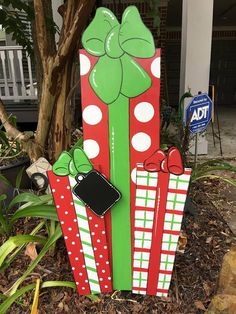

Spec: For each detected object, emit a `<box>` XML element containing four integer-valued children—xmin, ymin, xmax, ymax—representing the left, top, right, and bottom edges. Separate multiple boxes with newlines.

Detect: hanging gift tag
<box><xmin>73</xmin><ymin>170</ymin><xmax>121</xmax><ymax>216</ymax></box>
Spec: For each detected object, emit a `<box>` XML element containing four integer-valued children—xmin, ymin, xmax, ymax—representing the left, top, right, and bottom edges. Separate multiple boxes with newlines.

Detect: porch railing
<box><xmin>0</xmin><ymin>46</ymin><xmax>37</xmax><ymax>101</ymax></box>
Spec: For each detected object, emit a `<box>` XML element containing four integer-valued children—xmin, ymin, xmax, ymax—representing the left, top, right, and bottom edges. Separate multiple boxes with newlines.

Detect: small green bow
<box><xmin>53</xmin><ymin>148</ymin><xmax>93</xmax><ymax>177</ymax></box>
<box><xmin>82</xmin><ymin>6</ymin><xmax>155</xmax><ymax>104</ymax></box>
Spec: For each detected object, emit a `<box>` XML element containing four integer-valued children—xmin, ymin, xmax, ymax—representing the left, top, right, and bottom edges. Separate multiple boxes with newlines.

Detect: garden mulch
<box><xmin>1</xmin><ymin>178</ymin><xmax>235</xmax><ymax>314</ymax></box>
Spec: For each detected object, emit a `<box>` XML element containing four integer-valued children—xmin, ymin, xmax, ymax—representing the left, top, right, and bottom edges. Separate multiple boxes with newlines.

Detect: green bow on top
<box><xmin>53</xmin><ymin>148</ymin><xmax>93</xmax><ymax>177</ymax></box>
<box><xmin>82</xmin><ymin>6</ymin><xmax>155</xmax><ymax>105</ymax></box>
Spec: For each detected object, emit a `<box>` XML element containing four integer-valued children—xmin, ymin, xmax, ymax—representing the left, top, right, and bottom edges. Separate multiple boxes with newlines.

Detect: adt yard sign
<box><xmin>185</xmin><ymin>93</ymin><xmax>213</xmax><ymax>134</ymax></box>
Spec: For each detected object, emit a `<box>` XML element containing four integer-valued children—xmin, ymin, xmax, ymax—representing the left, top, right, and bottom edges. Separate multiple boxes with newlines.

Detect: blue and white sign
<box><xmin>185</xmin><ymin>93</ymin><xmax>213</xmax><ymax>134</ymax></box>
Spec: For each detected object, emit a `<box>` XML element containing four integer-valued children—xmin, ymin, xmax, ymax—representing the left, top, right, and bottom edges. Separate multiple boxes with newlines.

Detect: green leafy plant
<box><xmin>191</xmin><ymin>159</ymin><xmax>236</xmax><ymax>186</ymax></box>
<box><xmin>0</xmin><ymin>280</ymin><xmax>100</xmax><ymax>313</ymax></box>
<box><xmin>0</xmin><ymin>187</ymin><xmax>56</xmax><ymax>236</ymax></box>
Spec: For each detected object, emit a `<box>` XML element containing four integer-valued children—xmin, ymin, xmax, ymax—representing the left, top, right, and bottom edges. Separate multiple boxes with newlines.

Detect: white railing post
<box><xmin>0</xmin><ymin>46</ymin><xmax>37</xmax><ymax>101</ymax></box>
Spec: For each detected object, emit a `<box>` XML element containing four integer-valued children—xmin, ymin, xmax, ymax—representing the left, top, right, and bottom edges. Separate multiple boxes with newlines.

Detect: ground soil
<box><xmin>0</xmin><ymin>178</ymin><xmax>235</xmax><ymax>314</ymax></box>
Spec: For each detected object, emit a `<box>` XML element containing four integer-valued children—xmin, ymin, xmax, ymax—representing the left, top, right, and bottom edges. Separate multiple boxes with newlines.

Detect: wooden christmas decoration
<box><xmin>48</xmin><ymin>5</ymin><xmax>191</xmax><ymax>297</ymax></box>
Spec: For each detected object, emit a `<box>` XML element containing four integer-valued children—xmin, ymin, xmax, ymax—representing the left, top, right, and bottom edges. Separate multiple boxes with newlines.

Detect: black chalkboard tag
<box><xmin>73</xmin><ymin>170</ymin><xmax>121</xmax><ymax>216</ymax></box>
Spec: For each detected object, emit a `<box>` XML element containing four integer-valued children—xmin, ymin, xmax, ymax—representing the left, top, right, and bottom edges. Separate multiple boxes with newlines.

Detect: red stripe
<box><xmin>133</xmin><ymin>247</ymin><xmax>151</xmax><ymax>253</ymax></box>
<box><xmin>133</xmin><ymin>267</ymin><xmax>149</xmax><ymax>272</ymax></box>
<box><xmin>135</xmin><ymin>207</ymin><xmax>155</xmax><ymax>212</ymax></box>
<box><xmin>134</xmin><ymin>227</ymin><xmax>153</xmax><ymax>233</ymax></box>
<box><xmin>163</xmin><ymin>230</ymin><xmax>180</xmax><ymax>235</ymax></box>
<box><xmin>48</xmin><ymin>171</ymin><xmax>90</xmax><ymax>295</ymax></box>
<box><xmin>136</xmin><ymin>185</ymin><xmax>157</xmax><ymax>191</ymax></box>
<box><xmin>156</xmin><ymin>288</ymin><xmax>168</xmax><ymax>293</ymax></box>
<box><xmin>147</xmin><ymin>172</ymin><xmax>169</xmax><ymax>295</ymax></box>
<box><xmin>168</xmin><ymin>188</ymin><xmax>187</xmax><ymax>194</ymax></box>
<box><xmin>130</xmin><ymin>50</ymin><xmax>161</xmax><ymax>285</ymax></box>
<box><xmin>165</xmin><ymin>209</ymin><xmax>184</xmax><ymax>215</ymax></box>
<box><xmin>161</xmin><ymin>250</ymin><xmax>176</xmax><ymax>255</ymax></box>
<box><xmin>183</xmin><ymin>169</ymin><xmax>192</xmax><ymax>175</ymax></box>
<box><xmin>158</xmin><ymin>270</ymin><xmax>172</xmax><ymax>275</ymax></box>
<box><xmin>132</xmin><ymin>287</ymin><xmax>147</xmax><ymax>291</ymax></box>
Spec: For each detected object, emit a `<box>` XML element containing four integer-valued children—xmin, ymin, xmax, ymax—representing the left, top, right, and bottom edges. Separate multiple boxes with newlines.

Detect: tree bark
<box><xmin>34</xmin><ymin>0</ymin><xmax>96</xmax><ymax>162</ymax></box>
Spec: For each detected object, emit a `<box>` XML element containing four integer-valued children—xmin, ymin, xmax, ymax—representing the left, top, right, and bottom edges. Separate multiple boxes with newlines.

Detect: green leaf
<box><xmin>119</xmin><ymin>6</ymin><xmax>155</xmax><ymax>58</ymax></box>
<box><xmin>53</xmin><ymin>151</ymin><xmax>71</xmax><ymax>176</ymax></box>
<box><xmin>10</xmin><ymin>205</ymin><xmax>58</xmax><ymax>223</ymax></box>
<box><xmin>105</xmin><ymin>25</ymin><xmax>124</xmax><ymax>58</ymax></box>
<box><xmin>0</xmin><ymin>194</ymin><xmax>7</xmax><ymax>202</ymax></box>
<box><xmin>41</xmin><ymin>281</ymin><xmax>76</xmax><ymax>290</ymax></box>
<box><xmin>15</xmin><ymin>166</ymin><xmax>25</xmax><ymax>189</ymax></box>
<box><xmin>0</xmin><ymin>130</ymin><xmax>9</xmax><ymax>146</ymax></box>
<box><xmin>8</xmin><ymin>225</ymin><xmax>62</xmax><ymax>295</ymax></box>
<box><xmin>0</xmin><ymin>235</ymin><xmax>46</xmax><ymax>267</ymax></box>
<box><xmin>8</xmin><ymin>192</ymin><xmax>41</xmax><ymax>210</ymax></box>
<box><xmin>0</xmin><ymin>280</ymin><xmax>100</xmax><ymax>313</ymax></box>
<box><xmin>82</xmin><ymin>7</ymin><xmax>119</xmax><ymax>56</ymax></box>
<box><xmin>0</xmin><ymin>283</ymin><xmax>35</xmax><ymax>313</ymax></box>
<box><xmin>89</xmin><ymin>55</ymin><xmax>122</xmax><ymax>104</ymax></box>
<box><xmin>86</xmin><ymin>294</ymin><xmax>101</xmax><ymax>302</ymax></box>
<box><xmin>192</xmin><ymin>174</ymin><xmax>236</xmax><ymax>188</ymax></box>
<box><xmin>0</xmin><ymin>221</ymin><xmax>45</xmax><ymax>272</ymax></box>
<box><xmin>121</xmin><ymin>53</ymin><xmax>151</xmax><ymax>97</ymax></box>
<box><xmin>0</xmin><ymin>174</ymin><xmax>11</xmax><ymax>187</ymax></box>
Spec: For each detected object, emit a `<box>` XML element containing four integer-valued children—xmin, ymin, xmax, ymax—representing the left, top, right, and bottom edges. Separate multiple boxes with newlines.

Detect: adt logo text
<box><xmin>185</xmin><ymin>94</ymin><xmax>212</xmax><ymax>134</ymax></box>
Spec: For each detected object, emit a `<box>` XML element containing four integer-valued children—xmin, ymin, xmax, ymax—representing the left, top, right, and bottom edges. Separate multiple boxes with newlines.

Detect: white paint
<box><xmin>82</xmin><ymin>105</ymin><xmax>102</xmax><ymax>125</ymax></box>
<box><xmin>131</xmin><ymin>168</ymin><xmax>137</xmax><ymax>184</ymax></box>
<box><xmin>131</xmin><ymin>133</ymin><xmax>151</xmax><ymax>152</ymax></box>
<box><xmin>80</xmin><ymin>54</ymin><xmax>91</xmax><ymax>76</ymax></box>
<box><xmin>83</xmin><ymin>139</ymin><xmax>100</xmax><ymax>159</ymax></box>
<box><xmin>134</xmin><ymin>102</ymin><xmax>155</xmax><ymax>123</ymax></box>
<box><xmin>151</xmin><ymin>57</ymin><xmax>160</xmax><ymax>78</ymax></box>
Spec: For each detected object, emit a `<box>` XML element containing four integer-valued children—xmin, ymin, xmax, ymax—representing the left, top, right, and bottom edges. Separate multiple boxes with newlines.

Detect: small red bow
<box><xmin>144</xmin><ymin>147</ymin><xmax>184</xmax><ymax>175</ymax></box>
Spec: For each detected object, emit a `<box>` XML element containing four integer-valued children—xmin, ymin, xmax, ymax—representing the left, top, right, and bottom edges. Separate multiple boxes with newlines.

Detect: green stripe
<box><xmin>89</xmin><ymin>279</ymin><xmax>100</xmax><ymax>284</ymax></box>
<box><xmin>81</xmin><ymin>241</ymin><xmax>92</xmax><ymax>247</ymax></box>
<box><xmin>74</xmin><ymin>199</ymin><xmax>83</xmax><ymax>205</ymax></box>
<box><xmin>79</xmin><ymin>227</ymin><xmax>90</xmax><ymax>234</ymax></box>
<box><xmin>84</xmin><ymin>253</ymin><xmax>95</xmax><ymax>260</ymax></box>
<box><xmin>86</xmin><ymin>266</ymin><xmax>97</xmax><ymax>272</ymax></box>
<box><xmin>109</xmin><ymin>95</ymin><xmax>131</xmax><ymax>290</ymax></box>
<box><xmin>91</xmin><ymin>290</ymin><xmax>100</xmax><ymax>294</ymax></box>
<box><xmin>76</xmin><ymin>213</ymin><xmax>87</xmax><ymax>220</ymax></box>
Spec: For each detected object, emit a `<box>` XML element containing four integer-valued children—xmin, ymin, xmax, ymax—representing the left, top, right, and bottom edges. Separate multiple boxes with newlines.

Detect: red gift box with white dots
<box><xmin>79</xmin><ymin>49</ymin><xmax>161</xmax><ymax>281</ymax></box>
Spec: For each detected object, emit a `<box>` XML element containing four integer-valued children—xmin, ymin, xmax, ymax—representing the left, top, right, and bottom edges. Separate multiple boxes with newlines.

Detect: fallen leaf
<box><xmin>203</xmin><ymin>281</ymin><xmax>211</xmax><ymax>296</ymax></box>
<box><xmin>58</xmin><ymin>302</ymin><xmax>64</xmax><ymax>310</ymax></box>
<box><xmin>194</xmin><ymin>300</ymin><xmax>206</xmax><ymax>311</ymax></box>
<box><xmin>177</xmin><ymin>231</ymin><xmax>187</xmax><ymax>253</ymax></box>
<box><xmin>25</xmin><ymin>242</ymin><xmax>38</xmax><ymax>261</ymax></box>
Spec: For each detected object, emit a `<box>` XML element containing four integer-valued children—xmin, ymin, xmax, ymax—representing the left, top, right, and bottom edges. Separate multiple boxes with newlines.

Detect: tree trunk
<box><xmin>0</xmin><ymin>1</ymin><xmax>96</xmax><ymax>163</ymax></box>
<box><xmin>33</xmin><ymin>0</ymin><xmax>96</xmax><ymax>162</ymax></box>
<box><xmin>48</xmin><ymin>60</ymin><xmax>73</xmax><ymax>161</ymax></box>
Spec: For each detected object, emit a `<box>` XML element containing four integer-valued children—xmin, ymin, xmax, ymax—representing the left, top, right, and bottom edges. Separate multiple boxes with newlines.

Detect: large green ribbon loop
<box><xmin>52</xmin><ymin>148</ymin><xmax>93</xmax><ymax>177</ymax></box>
<box><xmin>82</xmin><ymin>6</ymin><xmax>155</xmax><ymax>104</ymax></box>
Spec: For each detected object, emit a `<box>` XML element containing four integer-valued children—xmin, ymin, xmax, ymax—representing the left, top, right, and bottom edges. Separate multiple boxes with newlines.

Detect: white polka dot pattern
<box><xmin>83</xmin><ymin>139</ymin><xmax>100</xmax><ymax>159</ymax></box>
<box><xmin>80</xmin><ymin>54</ymin><xmax>91</xmax><ymax>76</ymax></box>
<box><xmin>48</xmin><ymin>171</ymin><xmax>90</xmax><ymax>295</ymax></box>
<box><xmin>83</xmin><ymin>105</ymin><xmax>102</xmax><ymax>125</ymax></box>
<box><xmin>134</xmin><ymin>102</ymin><xmax>154</xmax><ymax>123</ymax></box>
<box><xmin>151</xmin><ymin>57</ymin><xmax>161</xmax><ymax>78</ymax></box>
<box><xmin>131</xmin><ymin>132</ymin><xmax>151</xmax><ymax>152</ymax></box>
